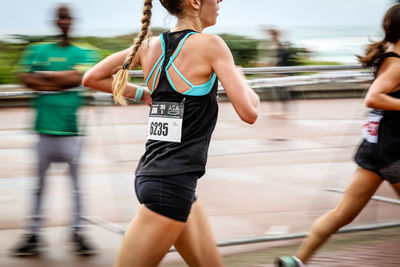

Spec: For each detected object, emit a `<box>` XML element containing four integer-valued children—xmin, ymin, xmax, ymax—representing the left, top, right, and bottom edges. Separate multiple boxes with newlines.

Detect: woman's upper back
<box><xmin>135</xmin><ymin>30</ymin><xmax>221</xmax><ymax>176</ymax></box>
<box><xmin>136</xmin><ymin>29</ymin><xmax>258</xmax><ymax>124</ymax></box>
<box><xmin>139</xmin><ymin>30</ymin><xmax>218</xmax><ymax>95</ymax></box>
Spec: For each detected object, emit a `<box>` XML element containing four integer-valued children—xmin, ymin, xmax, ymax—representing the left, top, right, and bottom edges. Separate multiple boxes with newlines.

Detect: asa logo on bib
<box><xmin>168</xmin><ymin>105</ymin><xmax>180</xmax><ymax>116</ymax></box>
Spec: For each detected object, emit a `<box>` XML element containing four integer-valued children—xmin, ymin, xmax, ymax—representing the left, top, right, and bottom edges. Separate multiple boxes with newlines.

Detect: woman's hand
<box><xmin>142</xmin><ymin>88</ymin><xmax>152</xmax><ymax>106</ymax></box>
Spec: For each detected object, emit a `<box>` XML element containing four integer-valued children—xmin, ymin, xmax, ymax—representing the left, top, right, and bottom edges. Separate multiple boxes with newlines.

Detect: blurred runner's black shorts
<box><xmin>355</xmin><ymin>140</ymin><xmax>400</xmax><ymax>184</ymax></box>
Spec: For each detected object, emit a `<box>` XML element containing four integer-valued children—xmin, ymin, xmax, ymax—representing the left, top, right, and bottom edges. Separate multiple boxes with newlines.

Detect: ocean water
<box><xmin>1</xmin><ymin>25</ymin><xmax>383</xmax><ymax>64</ymax></box>
<box><xmin>285</xmin><ymin>25</ymin><xmax>383</xmax><ymax>64</ymax></box>
<box><xmin>207</xmin><ymin>25</ymin><xmax>383</xmax><ymax>64</ymax></box>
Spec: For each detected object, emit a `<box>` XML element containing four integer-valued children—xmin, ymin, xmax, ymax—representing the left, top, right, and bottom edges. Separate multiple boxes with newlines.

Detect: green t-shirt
<box><xmin>18</xmin><ymin>41</ymin><xmax>100</xmax><ymax>135</ymax></box>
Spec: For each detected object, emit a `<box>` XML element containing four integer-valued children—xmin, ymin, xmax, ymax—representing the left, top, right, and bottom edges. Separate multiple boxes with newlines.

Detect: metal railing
<box><xmin>128</xmin><ymin>64</ymin><xmax>366</xmax><ymax>77</ymax></box>
<box><xmin>81</xmin><ymin>215</ymin><xmax>400</xmax><ymax>250</ymax></box>
<box><xmin>0</xmin><ymin>65</ymin><xmax>372</xmax><ymax>98</ymax></box>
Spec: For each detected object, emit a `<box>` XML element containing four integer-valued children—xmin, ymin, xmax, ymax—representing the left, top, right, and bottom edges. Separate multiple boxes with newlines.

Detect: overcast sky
<box><xmin>0</xmin><ymin>0</ymin><xmax>394</xmax><ymax>36</ymax></box>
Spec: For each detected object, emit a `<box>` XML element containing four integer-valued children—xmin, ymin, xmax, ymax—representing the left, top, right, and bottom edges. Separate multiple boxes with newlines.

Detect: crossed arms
<box><xmin>21</xmin><ymin>70</ymin><xmax>82</xmax><ymax>91</ymax></box>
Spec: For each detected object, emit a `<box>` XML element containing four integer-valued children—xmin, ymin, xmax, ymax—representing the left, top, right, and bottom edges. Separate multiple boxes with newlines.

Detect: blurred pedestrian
<box><xmin>83</xmin><ymin>0</ymin><xmax>259</xmax><ymax>265</ymax></box>
<box><xmin>276</xmin><ymin>4</ymin><xmax>400</xmax><ymax>266</ymax></box>
<box><xmin>266</xmin><ymin>28</ymin><xmax>293</xmax><ymax>119</ymax></box>
<box><xmin>268</xmin><ymin>29</ymin><xmax>292</xmax><ymax>67</ymax></box>
<box><xmin>11</xmin><ymin>4</ymin><xmax>99</xmax><ymax>256</ymax></box>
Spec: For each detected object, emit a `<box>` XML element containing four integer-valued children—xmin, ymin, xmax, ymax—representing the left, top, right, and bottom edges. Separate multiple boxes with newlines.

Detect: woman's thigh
<box><xmin>114</xmin><ymin>205</ymin><xmax>185</xmax><ymax>267</ymax></box>
<box><xmin>334</xmin><ymin>168</ymin><xmax>383</xmax><ymax>218</ymax></box>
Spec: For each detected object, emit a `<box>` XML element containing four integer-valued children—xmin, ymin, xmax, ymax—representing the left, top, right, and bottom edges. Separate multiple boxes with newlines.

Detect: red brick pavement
<box><xmin>307</xmin><ymin>240</ymin><xmax>400</xmax><ymax>267</ymax></box>
<box><xmin>1</xmin><ymin>100</ymin><xmax>399</xmax><ymax>267</ymax></box>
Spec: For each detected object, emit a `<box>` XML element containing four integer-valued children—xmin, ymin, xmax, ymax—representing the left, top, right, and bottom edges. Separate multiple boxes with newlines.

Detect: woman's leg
<box><xmin>295</xmin><ymin>167</ymin><xmax>383</xmax><ymax>263</ymax></box>
<box><xmin>173</xmin><ymin>201</ymin><xmax>224</xmax><ymax>267</ymax></box>
<box><xmin>113</xmin><ymin>205</ymin><xmax>185</xmax><ymax>267</ymax></box>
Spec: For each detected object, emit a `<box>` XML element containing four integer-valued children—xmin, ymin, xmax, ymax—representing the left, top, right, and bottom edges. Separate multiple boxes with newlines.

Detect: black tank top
<box><xmin>135</xmin><ymin>30</ymin><xmax>219</xmax><ymax>176</ymax></box>
<box><xmin>375</xmin><ymin>52</ymin><xmax>400</xmax><ymax>119</ymax></box>
<box><xmin>375</xmin><ymin>52</ymin><xmax>400</xmax><ymax>160</ymax></box>
<box><xmin>375</xmin><ymin>52</ymin><xmax>400</xmax><ymax>115</ymax></box>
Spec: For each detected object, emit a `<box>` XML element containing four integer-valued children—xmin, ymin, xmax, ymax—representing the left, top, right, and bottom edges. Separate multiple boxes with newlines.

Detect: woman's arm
<box><xmin>82</xmin><ymin>48</ymin><xmax>152</xmax><ymax>105</ymax></box>
<box><xmin>208</xmin><ymin>35</ymin><xmax>259</xmax><ymax>124</ymax></box>
<box><xmin>365</xmin><ymin>59</ymin><xmax>400</xmax><ymax>110</ymax></box>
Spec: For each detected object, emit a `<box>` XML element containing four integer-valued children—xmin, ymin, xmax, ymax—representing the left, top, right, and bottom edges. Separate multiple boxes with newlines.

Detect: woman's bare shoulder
<box><xmin>195</xmin><ymin>33</ymin><xmax>226</xmax><ymax>47</ymax></box>
<box><xmin>187</xmin><ymin>33</ymin><xmax>230</xmax><ymax>58</ymax></box>
<box><xmin>140</xmin><ymin>36</ymin><xmax>161</xmax><ymax>51</ymax></box>
<box><xmin>379</xmin><ymin>56</ymin><xmax>400</xmax><ymax>75</ymax></box>
<box><xmin>139</xmin><ymin>35</ymin><xmax>163</xmax><ymax>61</ymax></box>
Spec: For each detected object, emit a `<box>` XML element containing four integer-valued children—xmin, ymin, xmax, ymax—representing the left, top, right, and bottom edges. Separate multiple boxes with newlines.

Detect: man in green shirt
<box><xmin>12</xmin><ymin>5</ymin><xmax>99</xmax><ymax>256</ymax></box>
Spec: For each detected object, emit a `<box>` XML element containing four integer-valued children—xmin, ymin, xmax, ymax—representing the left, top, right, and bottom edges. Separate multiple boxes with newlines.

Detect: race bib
<box><xmin>147</xmin><ymin>101</ymin><xmax>184</xmax><ymax>143</ymax></box>
<box><xmin>362</xmin><ymin>109</ymin><xmax>383</xmax><ymax>143</ymax></box>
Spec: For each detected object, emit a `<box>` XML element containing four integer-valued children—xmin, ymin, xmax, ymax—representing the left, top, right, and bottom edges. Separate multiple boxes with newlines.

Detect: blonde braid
<box><xmin>112</xmin><ymin>0</ymin><xmax>153</xmax><ymax>105</ymax></box>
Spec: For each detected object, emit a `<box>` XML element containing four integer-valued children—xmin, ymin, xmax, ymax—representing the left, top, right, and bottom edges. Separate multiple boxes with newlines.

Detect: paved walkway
<box><xmin>218</xmin><ymin>228</ymin><xmax>400</xmax><ymax>267</ymax></box>
<box><xmin>0</xmin><ymin>99</ymin><xmax>399</xmax><ymax>266</ymax></box>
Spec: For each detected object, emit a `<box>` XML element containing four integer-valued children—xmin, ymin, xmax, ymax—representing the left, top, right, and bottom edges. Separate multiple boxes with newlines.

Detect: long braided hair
<box><xmin>112</xmin><ymin>0</ymin><xmax>153</xmax><ymax>105</ymax></box>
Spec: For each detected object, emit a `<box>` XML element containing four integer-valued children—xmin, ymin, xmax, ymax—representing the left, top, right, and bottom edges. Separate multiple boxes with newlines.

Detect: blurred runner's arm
<box><xmin>20</xmin><ymin>72</ymin><xmax>65</xmax><ymax>91</ymax></box>
<box><xmin>365</xmin><ymin>59</ymin><xmax>400</xmax><ymax>110</ymax></box>
<box><xmin>36</xmin><ymin>70</ymin><xmax>82</xmax><ymax>88</ymax></box>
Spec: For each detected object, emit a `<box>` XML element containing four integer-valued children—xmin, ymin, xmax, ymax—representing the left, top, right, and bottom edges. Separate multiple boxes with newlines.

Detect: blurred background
<box><xmin>0</xmin><ymin>1</ymin><xmax>399</xmax><ymax>266</ymax></box>
<box><xmin>0</xmin><ymin>0</ymin><xmax>393</xmax><ymax>84</ymax></box>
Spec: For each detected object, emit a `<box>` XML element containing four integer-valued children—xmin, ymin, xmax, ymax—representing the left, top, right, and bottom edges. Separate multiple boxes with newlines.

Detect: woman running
<box><xmin>276</xmin><ymin>4</ymin><xmax>400</xmax><ymax>267</ymax></box>
<box><xmin>83</xmin><ymin>0</ymin><xmax>259</xmax><ymax>266</ymax></box>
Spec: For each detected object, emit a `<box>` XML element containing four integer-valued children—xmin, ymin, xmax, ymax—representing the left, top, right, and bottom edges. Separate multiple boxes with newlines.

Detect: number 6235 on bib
<box><xmin>147</xmin><ymin>101</ymin><xmax>184</xmax><ymax>143</ymax></box>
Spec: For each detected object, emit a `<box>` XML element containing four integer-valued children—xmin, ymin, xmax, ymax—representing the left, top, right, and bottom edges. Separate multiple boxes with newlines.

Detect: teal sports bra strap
<box><xmin>165</xmin><ymin>31</ymin><xmax>217</xmax><ymax>96</ymax></box>
<box><xmin>182</xmin><ymin>72</ymin><xmax>217</xmax><ymax>96</ymax></box>
<box><xmin>145</xmin><ymin>34</ymin><xmax>166</xmax><ymax>92</ymax></box>
<box><xmin>165</xmin><ymin>32</ymin><xmax>198</xmax><ymax>91</ymax></box>
<box><xmin>169</xmin><ymin>32</ymin><xmax>198</xmax><ymax>63</ymax></box>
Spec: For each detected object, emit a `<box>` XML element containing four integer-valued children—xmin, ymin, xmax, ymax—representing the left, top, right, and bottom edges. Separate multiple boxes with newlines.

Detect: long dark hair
<box><xmin>358</xmin><ymin>4</ymin><xmax>400</xmax><ymax>68</ymax></box>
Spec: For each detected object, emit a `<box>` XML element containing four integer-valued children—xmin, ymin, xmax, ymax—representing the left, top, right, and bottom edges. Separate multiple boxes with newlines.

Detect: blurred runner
<box><xmin>266</xmin><ymin>28</ymin><xmax>293</xmax><ymax>119</ymax></box>
<box><xmin>276</xmin><ymin>4</ymin><xmax>400</xmax><ymax>266</ymax></box>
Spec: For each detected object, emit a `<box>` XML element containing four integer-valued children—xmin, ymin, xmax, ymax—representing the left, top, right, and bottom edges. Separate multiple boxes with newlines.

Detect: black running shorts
<box><xmin>355</xmin><ymin>140</ymin><xmax>400</xmax><ymax>184</ymax></box>
<box><xmin>134</xmin><ymin>172</ymin><xmax>203</xmax><ymax>222</ymax></box>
